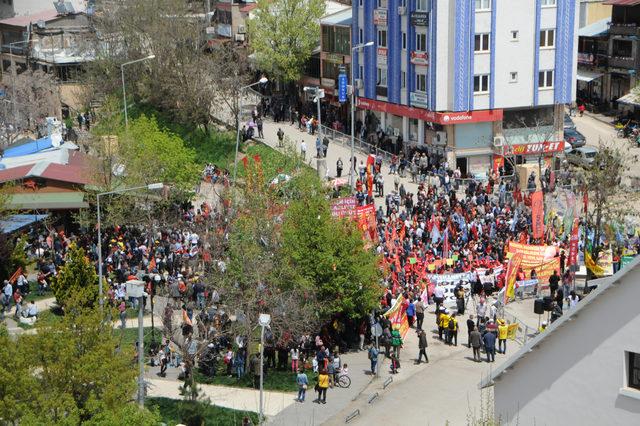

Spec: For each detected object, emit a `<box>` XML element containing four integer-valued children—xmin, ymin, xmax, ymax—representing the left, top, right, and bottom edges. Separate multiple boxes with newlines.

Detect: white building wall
<box><xmin>493</xmin><ymin>265</ymin><xmax>640</xmax><ymax>425</ymax></box>
<box><xmin>435</xmin><ymin>0</ymin><xmax>454</xmax><ymax>111</ymax></box>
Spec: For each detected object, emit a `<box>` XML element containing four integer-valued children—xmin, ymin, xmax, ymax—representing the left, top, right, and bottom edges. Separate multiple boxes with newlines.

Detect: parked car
<box><xmin>564</xmin><ymin>128</ymin><xmax>586</xmax><ymax>148</ymax></box>
<box><xmin>564</xmin><ymin>114</ymin><xmax>576</xmax><ymax>130</ymax></box>
<box><xmin>566</xmin><ymin>146</ymin><xmax>598</xmax><ymax>168</ymax></box>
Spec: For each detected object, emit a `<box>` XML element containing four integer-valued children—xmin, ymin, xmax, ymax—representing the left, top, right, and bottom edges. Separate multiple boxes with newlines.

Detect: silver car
<box><xmin>566</xmin><ymin>146</ymin><xmax>598</xmax><ymax>168</ymax></box>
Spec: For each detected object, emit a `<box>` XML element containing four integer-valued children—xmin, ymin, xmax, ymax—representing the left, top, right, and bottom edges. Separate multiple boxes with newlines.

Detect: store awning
<box><xmin>0</xmin><ymin>214</ymin><xmax>48</xmax><ymax>234</ymax></box>
<box><xmin>578</xmin><ymin>18</ymin><xmax>610</xmax><ymax>37</ymax></box>
<box><xmin>576</xmin><ymin>70</ymin><xmax>604</xmax><ymax>82</ymax></box>
<box><xmin>617</xmin><ymin>92</ymin><xmax>640</xmax><ymax>107</ymax></box>
<box><xmin>7</xmin><ymin>192</ymin><xmax>88</xmax><ymax>210</ymax></box>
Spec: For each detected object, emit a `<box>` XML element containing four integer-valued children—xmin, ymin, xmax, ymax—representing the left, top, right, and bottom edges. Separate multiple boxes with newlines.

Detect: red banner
<box><xmin>531</xmin><ymin>191</ymin><xmax>544</xmax><ymax>239</ymax></box>
<box><xmin>492</xmin><ymin>155</ymin><xmax>504</xmax><ymax>174</ymax></box>
<box><xmin>568</xmin><ymin>219</ymin><xmax>580</xmax><ymax>266</ymax></box>
<box><xmin>331</xmin><ymin>197</ymin><xmax>358</xmax><ymax>218</ymax></box>
<box><xmin>356</xmin><ymin>97</ymin><xmax>503</xmax><ymax>125</ymax></box>
<box><xmin>505</xmin><ymin>141</ymin><xmax>565</xmax><ymax>156</ymax></box>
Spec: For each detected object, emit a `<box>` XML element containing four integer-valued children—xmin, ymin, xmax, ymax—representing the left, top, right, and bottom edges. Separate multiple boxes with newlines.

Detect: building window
<box><xmin>474</xmin><ymin>74</ymin><xmax>489</xmax><ymax>93</ymax></box>
<box><xmin>538</xmin><ymin>70</ymin><xmax>554</xmax><ymax>88</ymax></box>
<box><xmin>541</xmin><ymin>0</ymin><xmax>556</xmax><ymax>6</ymax></box>
<box><xmin>511</xmin><ymin>30</ymin><xmax>519</xmax><ymax>41</ymax></box>
<box><xmin>475</xmin><ymin>0</ymin><xmax>491</xmax><ymax>11</ymax></box>
<box><xmin>359</xmin><ymin>0</ymin><xmax>363</xmax><ymax>5</ymax></box>
<box><xmin>377</xmin><ymin>67</ymin><xmax>387</xmax><ymax>87</ymax></box>
<box><xmin>401</xmin><ymin>71</ymin><xmax>406</xmax><ymax>89</ymax></box>
<box><xmin>359</xmin><ymin>65</ymin><xmax>364</xmax><ymax>79</ymax></box>
<box><xmin>474</xmin><ymin>34</ymin><xmax>490</xmax><ymax>52</ymax></box>
<box><xmin>628</xmin><ymin>352</ymin><xmax>640</xmax><ymax>391</ymax></box>
<box><xmin>378</xmin><ymin>0</ymin><xmax>387</xmax><ymax>8</ymax></box>
<box><xmin>416</xmin><ymin>33</ymin><xmax>427</xmax><ymax>52</ymax></box>
<box><xmin>416</xmin><ymin>73</ymin><xmax>427</xmax><ymax>92</ymax></box>
<box><xmin>416</xmin><ymin>0</ymin><xmax>428</xmax><ymax>11</ymax></box>
<box><xmin>402</xmin><ymin>32</ymin><xmax>407</xmax><ymax>50</ymax></box>
<box><xmin>359</xmin><ymin>28</ymin><xmax>364</xmax><ymax>44</ymax></box>
<box><xmin>377</xmin><ymin>29</ymin><xmax>387</xmax><ymax>48</ymax></box>
<box><xmin>509</xmin><ymin>72</ymin><xmax>518</xmax><ymax>83</ymax></box>
<box><xmin>540</xmin><ymin>29</ymin><xmax>555</xmax><ymax>48</ymax></box>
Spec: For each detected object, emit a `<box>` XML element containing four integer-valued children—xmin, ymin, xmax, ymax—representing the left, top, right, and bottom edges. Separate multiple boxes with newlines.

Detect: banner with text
<box><xmin>383</xmin><ymin>294</ymin><xmax>409</xmax><ymax>338</ymax></box>
<box><xmin>507</xmin><ymin>242</ymin><xmax>560</xmax><ymax>283</ymax></box>
<box><xmin>531</xmin><ymin>191</ymin><xmax>544</xmax><ymax>239</ymax></box>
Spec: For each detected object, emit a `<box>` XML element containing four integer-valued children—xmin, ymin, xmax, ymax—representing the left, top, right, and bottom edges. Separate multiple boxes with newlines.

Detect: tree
<box><xmin>0</xmin><ymin>301</ymin><xmax>159</xmax><ymax>425</ymax></box>
<box><xmin>118</xmin><ymin>115</ymin><xmax>200</xmax><ymax>193</ymax></box>
<box><xmin>0</xmin><ymin>68</ymin><xmax>59</xmax><ymax>146</ymax></box>
<box><xmin>51</xmin><ymin>243</ymin><xmax>99</xmax><ymax>309</ymax></box>
<box><xmin>281</xmin><ymin>175</ymin><xmax>383</xmax><ymax>318</ymax></box>
<box><xmin>248</xmin><ymin>0</ymin><xmax>326</xmax><ymax>82</ymax></box>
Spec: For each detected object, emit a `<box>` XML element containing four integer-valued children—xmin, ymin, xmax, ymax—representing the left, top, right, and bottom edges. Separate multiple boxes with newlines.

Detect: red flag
<box><xmin>8</xmin><ymin>267</ymin><xmax>22</xmax><ymax>284</ymax></box>
<box><xmin>241</xmin><ymin>157</ymin><xmax>249</xmax><ymax>168</ymax></box>
<box><xmin>568</xmin><ymin>218</ymin><xmax>580</xmax><ymax>266</ymax></box>
<box><xmin>531</xmin><ymin>191</ymin><xmax>544</xmax><ymax>239</ymax></box>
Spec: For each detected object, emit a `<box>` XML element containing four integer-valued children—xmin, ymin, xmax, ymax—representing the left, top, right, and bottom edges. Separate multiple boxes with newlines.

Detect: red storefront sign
<box><xmin>410</xmin><ymin>51</ymin><xmax>429</xmax><ymax>66</ymax></box>
<box><xmin>356</xmin><ymin>97</ymin><xmax>503</xmax><ymax>125</ymax></box>
<box><xmin>505</xmin><ymin>141</ymin><xmax>565</xmax><ymax>155</ymax></box>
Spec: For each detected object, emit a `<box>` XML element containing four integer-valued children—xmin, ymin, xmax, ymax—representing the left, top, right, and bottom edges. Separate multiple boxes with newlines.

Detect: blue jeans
<box><xmin>236</xmin><ymin>363</ymin><xmax>245</xmax><ymax>378</ymax></box>
<box><xmin>197</xmin><ymin>293</ymin><xmax>205</xmax><ymax>309</ymax></box>
<box><xmin>370</xmin><ymin>359</ymin><xmax>377</xmax><ymax>374</ymax></box>
<box><xmin>297</xmin><ymin>387</ymin><xmax>306</xmax><ymax>401</ymax></box>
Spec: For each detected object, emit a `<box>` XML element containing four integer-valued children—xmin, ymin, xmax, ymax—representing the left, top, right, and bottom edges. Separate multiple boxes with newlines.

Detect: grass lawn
<box><xmin>193</xmin><ymin>364</ymin><xmax>300</xmax><ymax>393</ymax></box>
<box><xmin>23</xmin><ymin>281</ymin><xmax>54</xmax><ymax>303</ymax></box>
<box><xmin>117</xmin><ymin>326</ymin><xmax>163</xmax><ymax>353</ymax></box>
<box><xmin>146</xmin><ymin>397</ymin><xmax>258</xmax><ymax>426</ymax></box>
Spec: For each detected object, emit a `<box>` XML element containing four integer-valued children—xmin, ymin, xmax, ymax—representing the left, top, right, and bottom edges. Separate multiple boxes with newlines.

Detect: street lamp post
<box><xmin>349</xmin><ymin>42</ymin><xmax>374</xmax><ymax>189</ymax></box>
<box><xmin>8</xmin><ymin>40</ymin><xmax>30</xmax><ymax>125</ymax></box>
<box><xmin>120</xmin><ymin>55</ymin><xmax>156</xmax><ymax>127</ymax></box>
<box><xmin>233</xmin><ymin>77</ymin><xmax>268</xmax><ymax>184</ymax></box>
<box><xmin>125</xmin><ymin>279</ymin><xmax>147</xmax><ymax>408</ymax></box>
<box><xmin>96</xmin><ymin>183</ymin><xmax>164</xmax><ymax>308</ymax></box>
<box><xmin>258</xmin><ymin>313</ymin><xmax>271</xmax><ymax>425</ymax></box>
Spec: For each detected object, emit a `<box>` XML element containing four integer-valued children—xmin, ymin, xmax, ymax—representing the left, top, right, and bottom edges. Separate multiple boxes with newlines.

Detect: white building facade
<box><xmin>352</xmin><ymin>0</ymin><xmax>579</xmax><ymax>176</ymax></box>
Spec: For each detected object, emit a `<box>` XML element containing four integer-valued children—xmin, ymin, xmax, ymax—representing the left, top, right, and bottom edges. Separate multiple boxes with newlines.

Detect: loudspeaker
<box><xmin>543</xmin><ymin>296</ymin><xmax>553</xmax><ymax>312</ymax></box>
<box><xmin>534</xmin><ymin>299</ymin><xmax>544</xmax><ymax>315</ymax></box>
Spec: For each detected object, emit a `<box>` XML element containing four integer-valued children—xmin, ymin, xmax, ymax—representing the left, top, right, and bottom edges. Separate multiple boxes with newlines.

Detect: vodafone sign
<box><xmin>356</xmin><ymin>97</ymin><xmax>502</xmax><ymax>125</ymax></box>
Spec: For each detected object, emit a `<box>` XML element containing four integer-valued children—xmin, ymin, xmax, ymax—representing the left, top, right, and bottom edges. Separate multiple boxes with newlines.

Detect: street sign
<box><xmin>338</xmin><ymin>72</ymin><xmax>348</xmax><ymax>103</ymax></box>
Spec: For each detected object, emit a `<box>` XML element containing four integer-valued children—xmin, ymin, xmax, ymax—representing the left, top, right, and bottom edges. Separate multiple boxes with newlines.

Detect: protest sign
<box><xmin>531</xmin><ymin>191</ymin><xmax>544</xmax><ymax>239</ymax></box>
<box><xmin>330</xmin><ymin>197</ymin><xmax>357</xmax><ymax>218</ymax></box>
<box><xmin>383</xmin><ymin>294</ymin><xmax>409</xmax><ymax>338</ymax></box>
<box><xmin>507</xmin><ymin>242</ymin><xmax>559</xmax><ymax>283</ymax></box>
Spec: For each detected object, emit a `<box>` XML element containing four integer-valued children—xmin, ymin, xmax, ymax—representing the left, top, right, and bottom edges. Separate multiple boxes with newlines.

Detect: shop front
<box><xmin>453</xmin><ymin>122</ymin><xmax>494</xmax><ymax>178</ymax></box>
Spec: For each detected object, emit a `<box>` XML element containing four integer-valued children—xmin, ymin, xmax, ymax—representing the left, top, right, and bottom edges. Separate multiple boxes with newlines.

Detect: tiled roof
<box><xmin>0</xmin><ymin>10</ymin><xmax>59</xmax><ymax>28</ymax></box>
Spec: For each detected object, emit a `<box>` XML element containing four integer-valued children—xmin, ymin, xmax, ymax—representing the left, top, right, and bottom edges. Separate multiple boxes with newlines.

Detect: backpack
<box><xmin>448</xmin><ymin>319</ymin><xmax>455</xmax><ymax>331</ymax></box>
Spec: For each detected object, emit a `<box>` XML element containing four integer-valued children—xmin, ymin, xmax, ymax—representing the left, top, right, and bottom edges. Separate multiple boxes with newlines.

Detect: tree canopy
<box><xmin>0</xmin><ymin>301</ymin><xmax>158</xmax><ymax>425</ymax></box>
<box><xmin>248</xmin><ymin>0</ymin><xmax>326</xmax><ymax>82</ymax></box>
<box><xmin>51</xmin><ymin>243</ymin><xmax>98</xmax><ymax>309</ymax></box>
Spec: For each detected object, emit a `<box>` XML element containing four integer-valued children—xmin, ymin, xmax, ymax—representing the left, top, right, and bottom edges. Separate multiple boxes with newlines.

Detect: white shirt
<box><xmin>434</xmin><ymin>286</ymin><xmax>445</xmax><ymax>299</ymax></box>
<box><xmin>300</xmin><ymin>142</ymin><xmax>307</xmax><ymax>152</ymax></box>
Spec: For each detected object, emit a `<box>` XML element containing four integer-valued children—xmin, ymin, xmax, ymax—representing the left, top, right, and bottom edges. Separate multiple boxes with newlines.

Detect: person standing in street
<box><xmin>497</xmin><ymin>319</ymin><xmax>508</xmax><ymax>354</ymax></box>
<box><xmin>315</xmin><ymin>136</ymin><xmax>322</xmax><ymax>158</ymax></box>
<box><xmin>316</xmin><ymin>369</ymin><xmax>329</xmax><ymax>404</ymax></box>
<box><xmin>467</xmin><ymin>315</ymin><xmax>475</xmax><ymax>348</ymax></box>
<box><xmin>391</xmin><ymin>326</ymin><xmax>403</xmax><ymax>358</ymax></box>
<box><xmin>415</xmin><ymin>298</ymin><xmax>425</xmax><ymax>330</ymax></box>
<box><xmin>483</xmin><ymin>329</ymin><xmax>497</xmax><ymax>362</ymax></box>
<box><xmin>336</xmin><ymin>158</ymin><xmax>343</xmax><ymax>178</ymax></box>
<box><xmin>416</xmin><ymin>329</ymin><xmax>429</xmax><ymax>364</ymax></box>
<box><xmin>296</xmin><ymin>368</ymin><xmax>308</xmax><ymax>402</ymax></box>
<box><xmin>447</xmin><ymin>313</ymin><xmax>458</xmax><ymax>346</ymax></box>
<box><xmin>277</xmin><ymin>127</ymin><xmax>284</xmax><ymax>147</ymax></box>
<box><xmin>470</xmin><ymin>327</ymin><xmax>482</xmax><ymax>362</ymax></box>
<box><xmin>300</xmin><ymin>140</ymin><xmax>307</xmax><ymax>160</ymax></box>
<box><xmin>368</xmin><ymin>344</ymin><xmax>379</xmax><ymax>375</ymax></box>
<box><xmin>256</xmin><ymin>118</ymin><xmax>264</xmax><ymax>138</ymax></box>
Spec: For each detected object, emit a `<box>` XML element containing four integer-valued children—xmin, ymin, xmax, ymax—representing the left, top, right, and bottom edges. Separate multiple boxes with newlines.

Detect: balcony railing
<box><xmin>609</xmin><ymin>55</ymin><xmax>637</xmax><ymax>69</ymax></box>
<box><xmin>609</xmin><ymin>23</ymin><xmax>640</xmax><ymax>37</ymax></box>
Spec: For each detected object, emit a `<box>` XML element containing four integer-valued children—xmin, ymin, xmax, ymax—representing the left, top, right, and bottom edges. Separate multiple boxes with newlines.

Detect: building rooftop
<box><xmin>604</xmin><ymin>0</ymin><xmax>640</xmax><ymax>6</ymax></box>
<box><xmin>480</xmin><ymin>255</ymin><xmax>640</xmax><ymax>389</ymax></box>
<box><xmin>321</xmin><ymin>8</ymin><xmax>352</xmax><ymax>26</ymax></box>
<box><xmin>578</xmin><ymin>17</ymin><xmax>611</xmax><ymax>37</ymax></box>
<box><xmin>0</xmin><ymin>9</ymin><xmax>59</xmax><ymax>28</ymax></box>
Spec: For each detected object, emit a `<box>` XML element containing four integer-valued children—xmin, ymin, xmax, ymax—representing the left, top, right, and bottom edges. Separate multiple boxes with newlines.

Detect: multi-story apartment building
<box><xmin>352</xmin><ymin>0</ymin><xmax>579</xmax><ymax>176</ymax></box>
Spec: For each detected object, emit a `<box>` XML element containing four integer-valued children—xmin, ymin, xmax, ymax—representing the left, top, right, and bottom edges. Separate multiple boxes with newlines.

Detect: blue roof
<box><xmin>2</xmin><ymin>136</ymin><xmax>53</xmax><ymax>158</ymax></box>
<box><xmin>578</xmin><ymin>18</ymin><xmax>611</xmax><ymax>37</ymax></box>
<box><xmin>0</xmin><ymin>214</ymin><xmax>49</xmax><ymax>234</ymax></box>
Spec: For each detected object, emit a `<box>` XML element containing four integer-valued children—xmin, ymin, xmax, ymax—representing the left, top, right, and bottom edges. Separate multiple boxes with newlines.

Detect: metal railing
<box><xmin>319</xmin><ymin>124</ymin><xmax>397</xmax><ymax>163</ymax></box>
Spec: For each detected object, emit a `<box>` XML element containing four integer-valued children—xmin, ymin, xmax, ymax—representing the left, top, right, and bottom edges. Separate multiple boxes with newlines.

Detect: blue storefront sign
<box><xmin>338</xmin><ymin>72</ymin><xmax>347</xmax><ymax>103</ymax></box>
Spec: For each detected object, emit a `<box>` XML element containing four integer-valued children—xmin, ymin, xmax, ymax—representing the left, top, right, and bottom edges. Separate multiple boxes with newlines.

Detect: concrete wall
<box><xmin>494</xmin><ymin>265</ymin><xmax>640</xmax><ymax>425</ymax></box>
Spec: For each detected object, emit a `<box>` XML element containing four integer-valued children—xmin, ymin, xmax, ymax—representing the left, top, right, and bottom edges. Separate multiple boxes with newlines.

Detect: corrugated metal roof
<box><xmin>0</xmin><ymin>214</ymin><xmax>48</xmax><ymax>234</ymax></box>
<box><xmin>480</xmin><ymin>255</ymin><xmax>640</xmax><ymax>389</ymax></box>
<box><xmin>7</xmin><ymin>192</ymin><xmax>87</xmax><ymax>210</ymax></box>
<box><xmin>0</xmin><ymin>10</ymin><xmax>59</xmax><ymax>28</ymax></box>
<box><xmin>42</xmin><ymin>163</ymin><xmax>90</xmax><ymax>185</ymax></box>
<box><xmin>321</xmin><ymin>8</ymin><xmax>352</xmax><ymax>26</ymax></box>
<box><xmin>578</xmin><ymin>18</ymin><xmax>610</xmax><ymax>37</ymax></box>
<box><xmin>0</xmin><ymin>165</ymin><xmax>35</xmax><ymax>183</ymax></box>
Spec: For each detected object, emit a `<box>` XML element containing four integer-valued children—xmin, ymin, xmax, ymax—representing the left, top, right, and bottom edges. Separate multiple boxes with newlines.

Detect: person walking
<box><xmin>316</xmin><ymin>369</ymin><xmax>329</xmax><ymax>404</ymax></box>
<box><xmin>296</xmin><ymin>369</ymin><xmax>308</xmax><ymax>402</ymax></box>
<box><xmin>291</xmin><ymin>347</ymin><xmax>300</xmax><ymax>372</ymax></box>
<box><xmin>256</xmin><ymin>118</ymin><xmax>264</xmax><ymax>138</ymax></box>
<box><xmin>483</xmin><ymin>329</ymin><xmax>497</xmax><ymax>362</ymax></box>
<box><xmin>336</xmin><ymin>158</ymin><xmax>343</xmax><ymax>178</ymax></box>
<box><xmin>470</xmin><ymin>327</ymin><xmax>482</xmax><ymax>362</ymax></box>
<box><xmin>368</xmin><ymin>344</ymin><xmax>379</xmax><ymax>375</ymax></box>
<box><xmin>497</xmin><ymin>319</ymin><xmax>508</xmax><ymax>354</ymax></box>
<box><xmin>447</xmin><ymin>313</ymin><xmax>458</xmax><ymax>346</ymax></box>
<box><xmin>390</xmin><ymin>326</ymin><xmax>403</xmax><ymax>358</ymax></box>
<box><xmin>416</xmin><ymin>329</ymin><xmax>429</xmax><ymax>364</ymax></box>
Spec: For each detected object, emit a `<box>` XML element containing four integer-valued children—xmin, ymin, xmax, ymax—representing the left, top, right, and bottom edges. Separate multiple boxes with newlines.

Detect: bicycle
<box><xmin>335</xmin><ymin>374</ymin><xmax>351</xmax><ymax>388</ymax></box>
